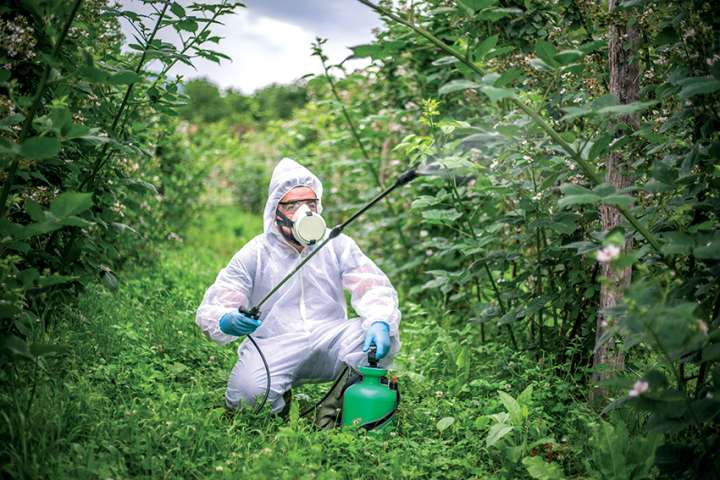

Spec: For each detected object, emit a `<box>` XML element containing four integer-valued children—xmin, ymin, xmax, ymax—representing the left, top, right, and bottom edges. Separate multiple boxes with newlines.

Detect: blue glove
<box><xmin>363</xmin><ymin>321</ymin><xmax>391</xmax><ymax>360</ymax></box>
<box><xmin>219</xmin><ymin>311</ymin><xmax>262</xmax><ymax>336</ymax></box>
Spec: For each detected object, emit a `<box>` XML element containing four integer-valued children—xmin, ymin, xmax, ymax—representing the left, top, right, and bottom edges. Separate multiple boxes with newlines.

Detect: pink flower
<box><xmin>596</xmin><ymin>244</ymin><xmax>621</xmax><ymax>263</ymax></box>
<box><xmin>628</xmin><ymin>380</ymin><xmax>649</xmax><ymax>397</ymax></box>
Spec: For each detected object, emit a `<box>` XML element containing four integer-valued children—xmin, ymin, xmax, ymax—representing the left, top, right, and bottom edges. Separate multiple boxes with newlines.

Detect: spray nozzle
<box><xmin>395</xmin><ymin>168</ymin><xmax>418</xmax><ymax>186</ymax></box>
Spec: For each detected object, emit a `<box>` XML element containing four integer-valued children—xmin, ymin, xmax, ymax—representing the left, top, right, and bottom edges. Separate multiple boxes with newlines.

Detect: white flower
<box><xmin>596</xmin><ymin>244</ymin><xmax>621</xmax><ymax>263</ymax></box>
<box><xmin>628</xmin><ymin>380</ymin><xmax>649</xmax><ymax>397</ymax></box>
<box><xmin>419</xmin><ymin>230</ymin><xmax>429</xmax><ymax>238</ymax></box>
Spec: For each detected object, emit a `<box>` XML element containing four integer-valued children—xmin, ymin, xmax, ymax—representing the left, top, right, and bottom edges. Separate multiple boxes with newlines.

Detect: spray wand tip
<box><xmin>395</xmin><ymin>168</ymin><xmax>418</xmax><ymax>186</ymax></box>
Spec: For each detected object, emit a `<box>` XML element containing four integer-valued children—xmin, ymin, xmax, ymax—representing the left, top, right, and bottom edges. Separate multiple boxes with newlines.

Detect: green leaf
<box><xmin>595</xmin><ymin>100</ymin><xmax>658</xmax><ymax>116</ymax></box>
<box><xmin>560</xmin><ymin>184</ymin><xmax>593</xmax><ymax>196</ymax></box>
<box><xmin>64</xmin><ymin>123</ymin><xmax>91</xmax><ymax>140</ymax></box>
<box><xmin>702</xmin><ymin>344</ymin><xmax>720</xmax><ymax>362</ymax></box>
<box><xmin>109</xmin><ymin>70</ymin><xmax>141</xmax><ymax>85</ymax></box>
<box><xmin>422</xmin><ymin>209</ymin><xmax>463</xmax><ymax>223</ymax></box>
<box><xmin>176</xmin><ymin>19</ymin><xmax>198</xmax><ymax>32</ymax></box>
<box><xmin>49</xmin><ymin>192</ymin><xmax>93</xmax><ymax>218</ymax></box>
<box><xmin>523</xmin><ymin>456</ymin><xmax>566</xmax><ymax>480</ymax></box>
<box><xmin>495</xmin><ymin>68</ymin><xmax>523</xmax><ymax>87</ymax></box>
<box><xmin>593</xmin><ymin>94</ymin><xmax>619</xmax><ymax>110</ymax></box>
<box><xmin>587</xmin><ymin>133</ymin><xmax>613</xmax><ymax>161</ymax></box>
<box><xmin>24</xmin><ymin>198</ymin><xmax>46</xmax><ymax>222</ymax></box>
<box><xmin>171</xmin><ymin>1</ymin><xmax>186</xmax><ymax>17</ymax></box>
<box><xmin>558</xmin><ymin>194</ymin><xmax>601</xmax><ymax>209</ymax></box>
<box><xmin>534</xmin><ymin>40</ymin><xmax>559</xmax><ymax>68</ymax></box>
<box><xmin>486</xmin><ymin>423</ymin><xmax>513</xmax><ymax>447</ymax></box>
<box><xmin>457</xmin><ymin>0</ymin><xmax>497</xmax><ymax>11</ymax></box>
<box><xmin>35</xmin><ymin>274</ymin><xmax>78</xmax><ymax>288</ymax></box>
<box><xmin>579</xmin><ymin>39</ymin><xmax>606</xmax><ymax>54</ymax></box>
<box><xmin>20</xmin><ymin>136</ymin><xmax>60</xmax><ymax>160</ymax></box>
<box><xmin>480</xmin><ymin>85</ymin><xmax>515</xmax><ymax>102</ymax></box>
<box><xmin>475</xmin><ymin>35</ymin><xmax>498</xmax><ymax>59</ymax></box>
<box><xmin>529</xmin><ymin>58</ymin><xmax>555</xmax><ymax>72</ymax></box>
<box><xmin>554</xmin><ymin>49</ymin><xmax>584</xmax><ymax>65</ymax></box>
<box><xmin>77</xmin><ymin>64</ymin><xmax>109</xmax><ymax>83</ymax></box>
<box><xmin>660</xmin><ymin>231</ymin><xmax>694</xmax><ymax>256</ymax></box>
<box><xmin>25</xmin><ymin>222</ymin><xmax>63</xmax><ymax>236</ymax></box>
<box><xmin>517</xmin><ymin>384</ymin><xmax>533</xmax><ymax>406</ymax></box>
<box><xmin>678</xmin><ymin>76</ymin><xmax>720</xmax><ymax>99</ymax></box>
<box><xmin>0</xmin><ymin>219</ymin><xmax>31</xmax><ymax>240</ymax></box>
<box><xmin>59</xmin><ymin>216</ymin><xmax>94</xmax><ymax>228</ymax></box>
<box><xmin>126</xmin><ymin>179</ymin><xmax>159</xmax><ymax>195</ymax></box>
<box><xmin>438</xmin><ymin>79</ymin><xmax>481</xmax><ymax>95</ymax></box>
<box><xmin>498</xmin><ymin>390</ymin><xmax>525</xmax><ymax>425</ymax></box>
<box><xmin>560</xmin><ymin>105</ymin><xmax>591</xmax><ymax>121</ymax></box>
<box><xmin>694</xmin><ymin>235</ymin><xmax>720</xmax><ymax>259</ymax></box>
<box><xmin>0</xmin><ymin>113</ymin><xmax>24</xmax><ymax>132</ymax></box>
<box><xmin>349</xmin><ymin>44</ymin><xmax>383</xmax><ymax>59</ymax></box>
<box><xmin>601</xmin><ymin>194</ymin><xmax>633</xmax><ymax>208</ymax></box>
<box><xmin>432</xmin><ymin>56</ymin><xmax>459</xmax><ymax>66</ymax></box>
<box><xmin>436</xmin><ymin>416</ymin><xmax>455</xmax><ymax>432</ymax></box>
<box><xmin>592</xmin><ymin>183</ymin><xmax>616</xmax><ymax>196</ymax></box>
<box><xmin>2</xmin><ymin>335</ymin><xmax>33</xmax><ymax>359</ymax></box>
<box><xmin>477</xmin><ymin>7</ymin><xmax>521</xmax><ymax>21</ymax></box>
<box><xmin>29</xmin><ymin>343</ymin><xmax>68</xmax><ymax>357</ymax></box>
<box><xmin>49</xmin><ymin>107</ymin><xmax>72</xmax><ymax>130</ymax></box>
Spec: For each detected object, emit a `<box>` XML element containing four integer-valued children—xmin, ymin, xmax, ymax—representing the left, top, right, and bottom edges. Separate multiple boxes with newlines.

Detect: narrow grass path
<box><xmin>13</xmin><ymin>206</ymin><xmax>592</xmax><ymax>479</ymax></box>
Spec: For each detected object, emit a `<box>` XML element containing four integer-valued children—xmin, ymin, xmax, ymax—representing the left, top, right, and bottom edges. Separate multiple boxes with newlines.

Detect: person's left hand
<box><xmin>363</xmin><ymin>321</ymin><xmax>391</xmax><ymax>360</ymax></box>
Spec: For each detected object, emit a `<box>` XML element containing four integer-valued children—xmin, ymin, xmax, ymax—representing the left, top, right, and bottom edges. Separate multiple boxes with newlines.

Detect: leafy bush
<box><xmin>584</xmin><ymin>417</ymin><xmax>662</xmax><ymax>480</ymax></box>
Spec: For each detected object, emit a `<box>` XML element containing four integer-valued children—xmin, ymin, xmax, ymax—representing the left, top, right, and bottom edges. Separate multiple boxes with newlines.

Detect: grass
<box><xmin>2</xmin><ymin>206</ymin><xmax>598</xmax><ymax>479</ymax></box>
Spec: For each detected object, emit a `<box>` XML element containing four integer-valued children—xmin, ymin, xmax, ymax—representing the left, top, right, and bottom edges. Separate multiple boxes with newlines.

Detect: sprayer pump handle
<box><xmin>368</xmin><ymin>344</ymin><xmax>378</xmax><ymax>367</ymax></box>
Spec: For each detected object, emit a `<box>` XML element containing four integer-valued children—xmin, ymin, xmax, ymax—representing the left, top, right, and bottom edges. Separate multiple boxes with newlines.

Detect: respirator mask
<box><xmin>275</xmin><ymin>201</ymin><xmax>326</xmax><ymax>246</ymax></box>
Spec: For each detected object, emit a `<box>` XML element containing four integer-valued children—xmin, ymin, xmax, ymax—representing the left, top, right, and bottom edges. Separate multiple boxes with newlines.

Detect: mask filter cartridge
<box><xmin>290</xmin><ymin>204</ymin><xmax>326</xmax><ymax>246</ymax></box>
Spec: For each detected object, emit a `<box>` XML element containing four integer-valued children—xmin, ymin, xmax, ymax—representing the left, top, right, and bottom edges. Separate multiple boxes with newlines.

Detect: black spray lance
<box><xmin>240</xmin><ymin>168</ymin><xmax>418</xmax><ymax>412</ymax></box>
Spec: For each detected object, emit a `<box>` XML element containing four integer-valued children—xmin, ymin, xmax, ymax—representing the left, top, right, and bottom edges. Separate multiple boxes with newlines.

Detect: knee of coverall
<box><xmin>225</xmin><ymin>367</ymin><xmax>286</xmax><ymax>413</ymax></box>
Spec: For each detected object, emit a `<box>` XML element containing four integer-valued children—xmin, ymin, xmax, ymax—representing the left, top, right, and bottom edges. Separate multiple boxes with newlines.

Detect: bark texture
<box><xmin>590</xmin><ymin>0</ymin><xmax>640</xmax><ymax>403</ymax></box>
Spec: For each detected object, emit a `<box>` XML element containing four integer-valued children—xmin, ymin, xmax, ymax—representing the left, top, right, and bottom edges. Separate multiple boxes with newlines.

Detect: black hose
<box><xmin>246</xmin><ymin>334</ymin><xmax>271</xmax><ymax>413</ymax></box>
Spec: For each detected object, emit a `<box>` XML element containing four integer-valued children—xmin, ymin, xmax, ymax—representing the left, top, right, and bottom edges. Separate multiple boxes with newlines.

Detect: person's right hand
<box><xmin>219</xmin><ymin>311</ymin><xmax>262</xmax><ymax>336</ymax></box>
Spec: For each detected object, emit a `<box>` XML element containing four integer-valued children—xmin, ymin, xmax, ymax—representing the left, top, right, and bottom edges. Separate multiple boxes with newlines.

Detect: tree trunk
<box><xmin>590</xmin><ymin>0</ymin><xmax>640</xmax><ymax>403</ymax></box>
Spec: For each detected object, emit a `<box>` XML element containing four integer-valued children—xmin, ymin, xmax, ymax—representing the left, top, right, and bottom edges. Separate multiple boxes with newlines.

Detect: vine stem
<box><xmin>0</xmin><ymin>0</ymin><xmax>84</xmax><ymax>218</ymax></box>
<box><xmin>79</xmin><ymin>0</ymin><xmax>171</xmax><ymax>191</ymax></box>
<box><xmin>356</xmin><ymin>0</ymin><xmax>664</xmax><ymax>257</ymax></box>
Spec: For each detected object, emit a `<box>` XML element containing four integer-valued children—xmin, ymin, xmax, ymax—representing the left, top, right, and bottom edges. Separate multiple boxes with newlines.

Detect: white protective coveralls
<box><xmin>196</xmin><ymin>158</ymin><xmax>401</xmax><ymax>412</ymax></box>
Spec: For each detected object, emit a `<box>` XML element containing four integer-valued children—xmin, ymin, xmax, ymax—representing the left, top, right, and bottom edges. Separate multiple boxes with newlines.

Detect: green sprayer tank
<box><xmin>341</xmin><ymin>364</ymin><xmax>398</xmax><ymax>431</ymax></box>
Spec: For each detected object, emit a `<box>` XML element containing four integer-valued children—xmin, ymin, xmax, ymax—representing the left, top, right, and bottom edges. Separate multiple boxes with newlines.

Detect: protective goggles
<box><xmin>277</xmin><ymin>198</ymin><xmax>319</xmax><ymax>213</ymax></box>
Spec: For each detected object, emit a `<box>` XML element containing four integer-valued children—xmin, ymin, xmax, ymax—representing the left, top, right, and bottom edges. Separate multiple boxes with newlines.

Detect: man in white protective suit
<box><xmin>195</xmin><ymin>158</ymin><xmax>401</xmax><ymax>419</ymax></box>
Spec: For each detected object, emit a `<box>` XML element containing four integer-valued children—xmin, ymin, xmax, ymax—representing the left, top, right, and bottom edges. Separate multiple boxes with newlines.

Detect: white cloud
<box><xmin>118</xmin><ymin>2</ymin><xmax>379</xmax><ymax>93</ymax></box>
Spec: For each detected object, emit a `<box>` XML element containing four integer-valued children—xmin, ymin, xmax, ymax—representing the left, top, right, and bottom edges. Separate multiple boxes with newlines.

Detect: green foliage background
<box><xmin>1</xmin><ymin>0</ymin><xmax>719</xmax><ymax>478</ymax></box>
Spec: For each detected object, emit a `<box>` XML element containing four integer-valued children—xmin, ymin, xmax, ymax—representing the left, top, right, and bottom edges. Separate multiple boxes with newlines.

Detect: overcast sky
<box><xmin>119</xmin><ymin>0</ymin><xmax>384</xmax><ymax>93</ymax></box>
